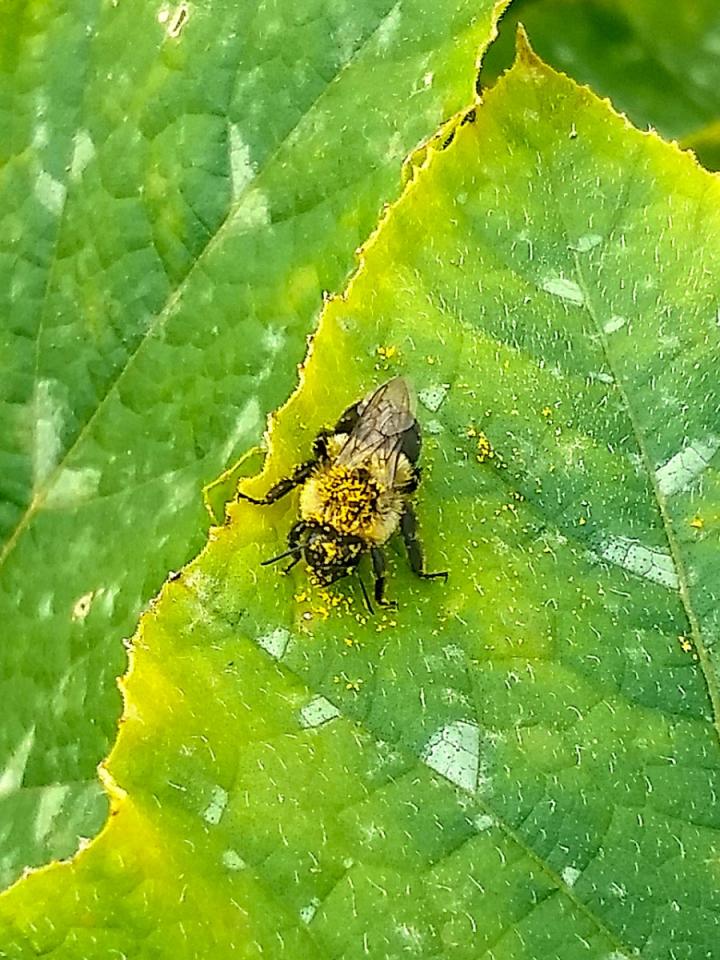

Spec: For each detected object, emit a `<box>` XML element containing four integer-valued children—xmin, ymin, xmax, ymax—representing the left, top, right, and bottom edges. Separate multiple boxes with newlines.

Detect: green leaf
<box><xmin>682</xmin><ymin>119</ymin><xmax>720</xmax><ymax>174</ymax></box>
<box><xmin>4</xmin><ymin>34</ymin><xmax>720</xmax><ymax>959</ymax></box>
<box><xmin>0</xmin><ymin>0</ymin><xmax>506</xmax><ymax>888</ymax></box>
<box><xmin>483</xmin><ymin>0</ymin><xmax>720</xmax><ymax>153</ymax></box>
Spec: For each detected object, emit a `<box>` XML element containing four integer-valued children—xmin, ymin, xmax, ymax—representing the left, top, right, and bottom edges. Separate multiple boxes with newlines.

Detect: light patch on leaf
<box><xmin>70</xmin><ymin>128</ymin><xmax>95</xmax><ymax>180</ymax></box>
<box><xmin>34</xmin><ymin>785</ymin><xmax>70</xmax><ymax>843</ymax></box>
<box><xmin>299</xmin><ymin>898</ymin><xmax>320</xmax><ymax>924</ymax></box>
<box><xmin>571</xmin><ymin>234</ymin><xmax>603</xmax><ymax>253</ymax></box>
<box><xmin>257</xmin><ymin>627</ymin><xmax>291</xmax><ymax>659</ymax></box>
<box><xmin>418</xmin><ymin>383</ymin><xmax>450</xmax><ymax>413</ymax></box>
<box><xmin>473</xmin><ymin>813</ymin><xmax>494</xmax><ymax>831</ymax></box>
<box><xmin>166</xmin><ymin>2</ymin><xmax>190</xmax><ymax>39</ymax></box>
<box><xmin>599</xmin><ymin>536</ymin><xmax>679</xmax><ymax>590</ymax></box>
<box><xmin>422</xmin><ymin>720</ymin><xmax>479</xmax><ymax>792</ymax></box>
<box><xmin>262</xmin><ymin>325</ymin><xmax>286</xmax><ymax>354</ymax></box>
<box><xmin>562</xmin><ymin>865</ymin><xmax>581</xmax><ymax>887</ymax></box>
<box><xmin>222</xmin><ymin>397</ymin><xmax>261</xmax><ymax>461</ymax></box>
<box><xmin>376</xmin><ymin>2</ymin><xmax>402</xmax><ymax>51</ymax></box>
<box><xmin>541</xmin><ymin>276</ymin><xmax>584</xmax><ymax>305</ymax></box>
<box><xmin>37</xmin><ymin>592</ymin><xmax>53</xmax><ymax>620</ymax></box>
<box><xmin>603</xmin><ymin>315</ymin><xmax>627</xmax><ymax>334</ymax></box>
<box><xmin>0</xmin><ymin>729</ymin><xmax>35</xmax><ymax>798</ymax></box>
<box><xmin>35</xmin><ymin>170</ymin><xmax>66</xmax><ymax>216</ymax></box>
<box><xmin>299</xmin><ymin>695</ymin><xmax>341</xmax><ymax>729</ymax></box>
<box><xmin>655</xmin><ymin>437</ymin><xmax>720</xmax><ymax>496</ymax></box>
<box><xmin>202</xmin><ymin>786</ymin><xmax>228</xmax><ymax>825</ymax></box>
<box><xmin>32</xmin><ymin>379</ymin><xmax>64</xmax><ymax>491</ymax></box>
<box><xmin>72</xmin><ymin>591</ymin><xmax>94</xmax><ymax>622</ymax></box>
<box><xmin>228</xmin><ymin>124</ymin><xmax>256</xmax><ymax>200</ymax></box>
<box><xmin>45</xmin><ymin>466</ymin><xmax>101</xmax><ymax>509</ymax></box>
<box><xmin>221</xmin><ymin>849</ymin><xmax>246</xmax><ymax>871</ymax></box>
<box><xmin>232</xmin><ymin>188</ymin><xmax>270</xmax><ymax>231</ymax></box>
<box><xmin>32</xmin><ymin>122</ymin><xmax>48</xmax><ymax>149</ymax></box>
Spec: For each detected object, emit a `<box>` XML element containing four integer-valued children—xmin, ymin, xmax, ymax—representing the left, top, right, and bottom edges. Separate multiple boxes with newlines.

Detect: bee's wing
<box><xmin>336</xmin><ymin>378</ymin><xmax>416</xmax><ymax>486</ymax></box>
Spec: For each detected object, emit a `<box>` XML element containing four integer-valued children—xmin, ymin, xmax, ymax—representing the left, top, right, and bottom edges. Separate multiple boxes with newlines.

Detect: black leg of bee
<box><xmin>237</xmin><ymin>459</ymin><xmax>317</xmax><ymax>506</ymax></box>
<box><xmin>357</xmin><ymin>573</ymin><xmax>374</xmax><ymax>616</ymax></box>
<box><xmin>400</xmin><ymin>505</ymin><xmax>448</xmax><ymax>582</ymax></box>
<box><xmin>370</xmin><ymin>547</ymin><xmax>397</xmax><ymax>609</ymax></box>
<box><xmin>312</xmin><ymin>430</ymin><xmax>332</xmax><ymax>462</ymax></box>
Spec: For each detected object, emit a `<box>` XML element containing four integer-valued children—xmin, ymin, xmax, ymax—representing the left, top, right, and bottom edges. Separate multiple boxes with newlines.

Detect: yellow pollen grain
<box><xmin>541</xmin><ymin>406</ymin><xmax>553</xmax><ymax>417</ymax></box>
<box><xmin>475</xmin><ymin>433</ymin><xmax>494</xmax><ymax>463</ymax></box>
<box><xmin>690</xmin><ymin>516</ymin><xmax>704</xmax><ymax>529</ymax></box>
<box><xmin>377</xmin><ymin>345</ymin><xmax>397</xmax><ymax>360</ymax></box>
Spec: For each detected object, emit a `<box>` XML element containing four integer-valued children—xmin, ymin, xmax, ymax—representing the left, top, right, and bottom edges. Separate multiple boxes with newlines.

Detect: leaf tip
<box><xmin>513</xmin><ymin>23</ymin><xmax>540</xmax><ymax>68</ymax></box>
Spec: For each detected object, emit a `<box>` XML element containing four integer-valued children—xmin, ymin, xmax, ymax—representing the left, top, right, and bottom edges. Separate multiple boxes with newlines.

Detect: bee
<box><xmin>238</xmin><ymin>377</ymin><xmax>448</xmax><ymax>611</ymax></box>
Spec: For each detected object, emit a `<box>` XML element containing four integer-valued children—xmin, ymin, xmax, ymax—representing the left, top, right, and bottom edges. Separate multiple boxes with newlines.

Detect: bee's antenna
<box><xmin>261</xmin><ymin>549</ymin><xmax>298</xmax><ymax>567</ymax></box>
<box><xmin>357</xmin><ymin>572</ymin><xmax>374</xmax><ymax>615</ymax></box>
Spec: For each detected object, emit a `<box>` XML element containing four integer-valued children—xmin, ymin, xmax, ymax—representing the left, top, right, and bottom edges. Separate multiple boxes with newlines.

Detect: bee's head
<box><xmin>302</xmin><ymin>523</ymin><xmax>365</xmax><ymax>585</ymax></box>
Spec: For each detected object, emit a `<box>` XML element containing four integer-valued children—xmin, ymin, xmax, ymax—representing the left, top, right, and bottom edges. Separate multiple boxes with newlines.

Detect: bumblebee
<box><xmin>238</xmin><ymin>377</ymin><xmax>447</xmax><ymax>610</ymax></box>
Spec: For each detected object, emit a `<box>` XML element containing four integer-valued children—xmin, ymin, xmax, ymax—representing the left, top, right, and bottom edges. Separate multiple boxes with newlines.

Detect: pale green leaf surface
<box><xmin>2</xmin><ymin>37</ymin><xmax>720</xmax><ymax>960</ymax></box>
<box><xmin>0</xmin><ymin>0</ymin><xmax>505</xmax><ymax>888</ymax></box>
<box><xmin>483</xmin><ymin>0</ymin><xmax>720</xmax><ymax>157</ymax></box>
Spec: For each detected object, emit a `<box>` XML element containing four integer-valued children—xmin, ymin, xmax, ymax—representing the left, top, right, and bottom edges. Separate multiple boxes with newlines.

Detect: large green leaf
<box><xmin>0</xmin><ymin>0</ymin><xmax>506</xmax><ymax>888</ymax></box>
<box><xmin>483</xmin><ymin>0</ymin><xmax>720</xmax><ymax>160</ymax></box>
<box><xmin>3</xmin><ymin>33</ymin><xmax>720</xmax><ymax>959</ymax></box>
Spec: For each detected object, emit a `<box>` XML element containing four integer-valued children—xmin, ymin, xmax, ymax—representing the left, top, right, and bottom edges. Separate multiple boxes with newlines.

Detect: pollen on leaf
<box><xmin>578</xmin><ymin>516</ymin><xmax>587</xmax><ymax>526</ymax></box>
<box><xmin>690</xmin><ymin>516</ymin><xmax>705</xmax><ymax>529</ymax></box>
<box><xmin>377</xmin><ymin>345</ymin><xmax>398</xmax><ymax>361</ymax></box>
<box><xmin>475</xmin><ymin>432</ymin><xmax>494</xmax><ymax>463</ymax></box>
<box><xmin>678</xmin><ymin>636</ymin><xmax>693</xmax><ymax>652</ymax></box>
<box><xmin>541</xmin><ymin>406</ymin><xmax>553</xmax><ymax>417</ymax></box>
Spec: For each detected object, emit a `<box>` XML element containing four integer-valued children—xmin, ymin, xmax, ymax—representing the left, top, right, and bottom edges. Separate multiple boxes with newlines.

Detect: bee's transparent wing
<box><xmin>337</xmin><ymin>378</ymin><xmax>416</xmax><ymax>486</ymax></box>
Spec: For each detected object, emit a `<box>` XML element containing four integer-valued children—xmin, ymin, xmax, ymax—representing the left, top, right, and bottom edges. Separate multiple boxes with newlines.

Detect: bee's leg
<box><xmin>370</xmin><ymin>547</ymin><xmax>398</xmax><ymax>609</ymax></box>
<box><xmin>400</xmin><ymin>505</ymin><xmax>448</xmax><ymax>582</ymax></box>
<box><xmin>312</xmin><ymin>430</ymin><xmax>333</xmax><ymax>462</ymax></box>
<box><xmin>237</xmin><ymin>460</ymin><xmax>316</xmax><ymax>506</ymax></box>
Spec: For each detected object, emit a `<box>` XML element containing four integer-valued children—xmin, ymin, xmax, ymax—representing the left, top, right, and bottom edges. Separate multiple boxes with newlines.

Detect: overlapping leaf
<box><xmin>483</xmin><ymin>0</ymin><xmax>720</xmax><ymax>167</ymax></box>
<box><xmin>0</xmin><ymin>0</ymin><xmax>506</xmax><ymax>887</ymax></box>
